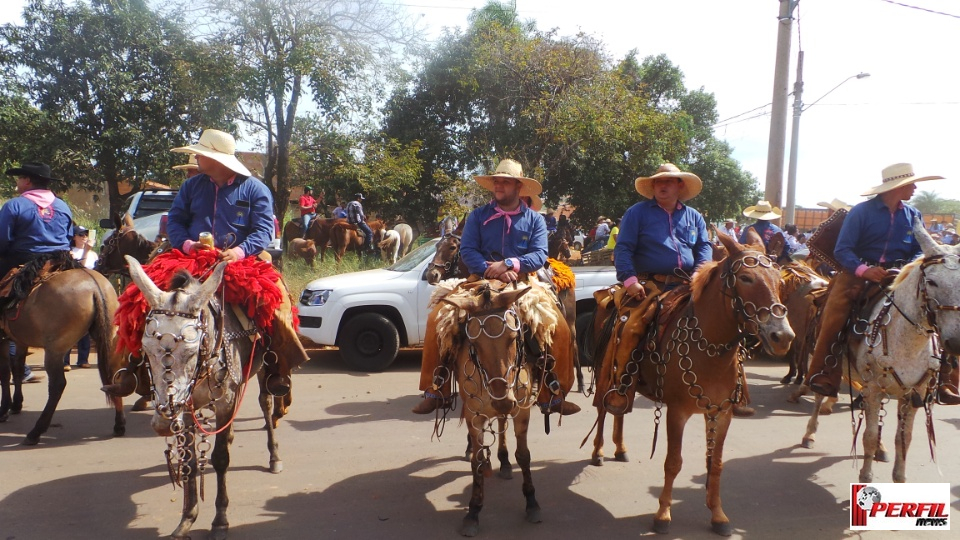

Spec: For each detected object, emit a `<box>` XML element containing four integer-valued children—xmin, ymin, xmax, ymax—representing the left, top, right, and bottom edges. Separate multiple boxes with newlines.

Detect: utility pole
<box><xmin>764</xmin><ymin>0</ymin><xmax>799</xmax><ymax>212</ymax></box>
<box><xmin>785</xmin><ymin>50</ymin><xmax>804</xmax><ymax>224</ymax></box>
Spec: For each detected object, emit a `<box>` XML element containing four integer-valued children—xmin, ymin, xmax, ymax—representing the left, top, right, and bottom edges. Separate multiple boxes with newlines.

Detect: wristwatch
<box><xmin>504</xmin><ymin>259</ymin><xmax>515</xmax><ymax>271</ymax></box>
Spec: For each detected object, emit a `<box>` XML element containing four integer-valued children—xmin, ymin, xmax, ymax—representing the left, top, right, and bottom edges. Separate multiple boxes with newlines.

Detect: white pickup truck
<box><xmin>297</xmin><ymin>238</ymin><xmax>617</xmax><ymax>371</ymax></box>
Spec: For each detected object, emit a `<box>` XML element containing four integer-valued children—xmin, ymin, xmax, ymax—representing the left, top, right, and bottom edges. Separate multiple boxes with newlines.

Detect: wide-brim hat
<box><xmin>474</xmin><ymin>159</ymin><xmax>542</xmax><ymax>197</ymax></box>
<box><xmin>5</xmin><ymin>161</ymin><xmax>60</xmax><ymax>183</ymax></box>
<box><xmin>172</xmin><ymin>154</ymin><xmax>198</xmax><ymax>171</ymax></box>
<box><xmin>520</xmin><ymin>194</ymin><xmax>543</xmax><ymax>211</ymax></box>
<box><xmin>861</xmin><ymin>163</ymin><xmax>944</xmax><ymax>196</ymax></box>
<box><xmin>816</xmin><ymin>198</ymin><xmax>851</xmax><ymax>212</ymax></box>
<box><xmin>742</xmin><ymin>200</ymin><xmax>783</xmax><ymax>220</ymax></box>
<box><xmin>634</xmin><ymin>163</ymin><xmax>702</xmax><ymax>201</ymax></box>
<box><xmin>171</xmin><ymin>129</ymin><xmax>252</xmax><ymax>177</ymax></box>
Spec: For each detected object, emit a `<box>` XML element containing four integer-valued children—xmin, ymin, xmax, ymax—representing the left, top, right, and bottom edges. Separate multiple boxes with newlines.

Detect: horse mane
<box><xmin>891</xmin><ymin>256</ymin><xmax>924</xmax><ymax>289</ymax></box>
<box><xmin>429</xmin><ymin>277</ymin><xmax>559</xmax><ymax>357</ymax></box>
<box><xmin>691</xmin><ymin>260</ymin><xmax>720</xmax><ymax>303</ymax></box>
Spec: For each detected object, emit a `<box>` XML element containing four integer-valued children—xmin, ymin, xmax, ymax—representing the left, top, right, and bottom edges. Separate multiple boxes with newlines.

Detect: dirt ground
<box><xmin>1</xmin><ymin>348</ymin><xmax>957</xmax><ymax>539</ymax></box>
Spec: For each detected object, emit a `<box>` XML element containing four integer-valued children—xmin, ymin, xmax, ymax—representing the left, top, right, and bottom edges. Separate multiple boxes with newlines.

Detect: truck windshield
<box><xmin>387</xmin><ymin>239</ymin><xmax>439</xmax><ymax>272</ymax></box>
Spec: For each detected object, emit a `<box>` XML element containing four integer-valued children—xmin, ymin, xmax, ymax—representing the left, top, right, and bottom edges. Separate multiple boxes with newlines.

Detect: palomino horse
<box><xmin>432</xmin><ymin>278</ymin><xmax>565</xmax><ymax>536</ymax></box>
<box><xmin>0</xmin><ymin>266</ymin><xmax>124</xmax><ymax>445</ymax></box>
<box><xmin>328</xmin><ymin>219</ymin><xmax>385</xmax><ymax>262</ymax></box>
<box><xmin>590</xmin><ymin>233</ymin><xmax>794</xmax><ymax>535</ymax></box>
<box><xmin>799</xmin><ymin>221</ymin><xmax>960</xmax><ymax>483</ymax></box>
<box><xmin>393</xmin><ymin>223</ymin><xmax>414</xmax><ymax>258</ymax></box>
<box><xmin>125</xmin><ymin>256</ymin><xmax>283</xmax><ymax>540</ymax></box>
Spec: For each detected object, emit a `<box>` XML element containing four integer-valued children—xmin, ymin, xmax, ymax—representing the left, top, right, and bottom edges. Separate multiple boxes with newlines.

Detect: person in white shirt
<box><xmin>721</xmin><ymin>219</ymin><xmax>737</xmax><ymax>239</ymax></box>
<box><xmin>64</xmin><ymin>225</ymin><xmax>98</xmax><ymax>369</ymax></box>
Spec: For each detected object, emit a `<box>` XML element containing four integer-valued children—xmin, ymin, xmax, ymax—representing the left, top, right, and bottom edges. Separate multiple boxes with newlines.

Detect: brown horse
<box><xmin>328</xmin><ymin>219</ymin><xmax>386</xmax><ymax>262</ymax></box>
<box><xmin>425</xmin><ymin>233</ymin><xmax>469</xmax><ymax>285</ymax></box>
<box><xmin>433</xmin><ymin>279</ymin><xmax>558</xmax><ymax>536</ymax></box>
<box><xmin>301</xmin><ymin>217</ymin><xmax>347</xmax><ymax>261</ymax></box>
<box><xmin>589</xmin><ymin>233</ymin><xmax>794</xmax><ymax>535</ymax></box>
<box><xmin>0</xmin><ymin>268</ymin><xmax>124</xmax><ymax>445</ymax></box>
<box><xmin>126</xmin><ymin>256</ymin><xmax>284</xmax><ymax>540</ymax></box>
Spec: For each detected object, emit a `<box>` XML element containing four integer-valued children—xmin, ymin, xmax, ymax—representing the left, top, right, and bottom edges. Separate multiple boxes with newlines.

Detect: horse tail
<box><xmin>86</xmin><ymin>272</ymin><xmax>117</xmax><ymax>389</ymax></box>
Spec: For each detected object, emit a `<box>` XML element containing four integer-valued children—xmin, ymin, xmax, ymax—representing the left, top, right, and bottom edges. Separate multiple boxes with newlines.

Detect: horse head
<box><xmin>711</xmin><ymin>233</ymin><xmax>795</xmax><ymax>357</ymax></box>
<box><xmin>125</xmin><ymin>255</ymin><xmax>227</xmax><ymax>436</ymax></box>
<box><xmin>444</xmin><ymin>283</ymin><xmax>532</xmax><ymax>415</ymax></box>
<box><xmin>96</xmin><ymin>228</ymin><xmax>157</xmax><ymax>276</ymax></box>
<box><xmin>548</xmin><ymin>232</ymin><xmax>571</xmax><ymax>261</ymax></box>
<box><xmin>908</xmin><ymin>219</ymin><xmax>960</xmax><ymax>355</ymax></box>
<box><xmin>426</xmin><ymin>234</ymin><xmax>462</xmax><ymax>285</ymax></box>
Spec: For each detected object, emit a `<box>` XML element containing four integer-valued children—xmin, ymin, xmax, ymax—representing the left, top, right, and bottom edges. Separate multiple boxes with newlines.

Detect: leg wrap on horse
<box><xmin>806</xmin><ymin>272</ymin><xmax>864</xmax><ymax>397</ymax></box>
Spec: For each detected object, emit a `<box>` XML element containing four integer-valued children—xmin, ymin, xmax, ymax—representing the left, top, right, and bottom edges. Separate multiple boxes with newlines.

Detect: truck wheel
<box><xmin>339</xmin><ymin>313</ymin><xmax>400</xmax><ymax>372</ymax></box>
<box><xmin>575</xmin><ymin>310</ymin><xmax>595</xmax><ymax>369</ymax></box>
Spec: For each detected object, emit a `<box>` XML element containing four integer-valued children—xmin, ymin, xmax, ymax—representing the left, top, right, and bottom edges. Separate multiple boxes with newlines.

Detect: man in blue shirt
<box><xmin>346</xmin><ymin>193</ymin><xmax>375</xmax><ymax>252</ymax></box>
<box><xmin>166</xmin><ymin>129</ymin><xmax>308</xmax><ymax>396</ymax></box>
<box><xmin>805</xmin><ymin>163</ymin><xmax>956</xmax><ymax>402</ymax></box>
<box><xmin>0</xmin><ymin>162</ymin><xmax>73</xmax><ymax>280</ymax></box>
<box><xmin>739</xmin><ymin>200</ymin><xmax>784</xmax><ymax>250</ymax></box>
<box><xmin>413</xmin><ymin>159</ymin><xmax>578</xmax><ymax>416</ymax></box>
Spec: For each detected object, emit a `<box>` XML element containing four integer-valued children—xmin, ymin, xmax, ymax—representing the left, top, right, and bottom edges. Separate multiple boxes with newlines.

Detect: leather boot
<box><xmin>265</xmin><ymin>281</ymin><xmax>311</xmax><ymax>397</ymax></box>
<box><xmin>937</xmin><ymin>356</ymin><xmax>960</xmax><ymax>405</ymax></box>
<box><xmin>806</xmin><ymin>273</ymin><xmax>861</xmax><ymax>397</ymax></box>
<box><xmin>101</xmin><ymin>358</ymin><xmax>141</xmax><ymax>398</ymax></box>
<box><xmin>412</xmin><ymin>392</ymin><xmax>453</xmax><ymax>414</ymax></box>
<box><xmin>732</xmin><ymin>404</ymin><xmax>756</xmax><ymax>417</ymax></box>
<box><xmin>540</xmin><ymin>396</ymin><xmax>581</xmax><ymax>415</ymax></box>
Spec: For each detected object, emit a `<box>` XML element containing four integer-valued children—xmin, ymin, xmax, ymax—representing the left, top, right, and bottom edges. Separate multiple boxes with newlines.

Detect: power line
<box><xmin>713</xmin><ymin>103</ymin><xmax>773</xmax><ymax>126</ymax></box>
<box><xmin>878</xmin><ymin>0</ymin><xmax>960</xmax><ymax>19</ymax></box>
<box><xmin>713</xmin><ymin>110</ymin><xmax>771</xmax><ymax>130</ymax></box>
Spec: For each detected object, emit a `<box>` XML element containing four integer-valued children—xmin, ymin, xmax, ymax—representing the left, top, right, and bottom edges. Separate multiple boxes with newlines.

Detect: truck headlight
<box><xmin>300</xmin><ymin>289</ymin><xmax>332</xmax><ymax>306</ymax></box>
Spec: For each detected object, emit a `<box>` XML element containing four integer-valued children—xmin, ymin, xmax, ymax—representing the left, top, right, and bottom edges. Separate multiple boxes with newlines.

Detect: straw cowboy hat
<box><xmin>634</xmin><ymin>163</ymin><xmax>702</xmax><ymax>201</ymax></box>
<box><xmin>474</xmin><ymin>159</ymin><xmax>542</xmax><ymax>196</ymax></box>
<box><xmin>816</xmin><ymin>198</ymin><xmax>851</xmax><ymax>212</ymax></box>
<box><xmin>523</xmin><ymin>194</ymin><xmax>543</xmax><ymax>211</ymax></box>
<box><xmin>172</xmin><ymin>154</ymin><xmax>198</xmax><ymax>171</ymax></box>
<box><xmin>5</xmin><ymin>162</ymin><xmax>60</xmax><ymax>183</ymax></box>
<box><xmin>742</xmin><ymin>200</ymin><xmax>782</xmax><ymax>220</ymax></box>
<box><xmin>861</xmin><ymin>162</ymin><xmax>944</xmax><ymax>196</ymax></box>
<box><xmin>171</xmin><ymin>129</ymin><xmax>252</xmax><ymax>177</ymax></box>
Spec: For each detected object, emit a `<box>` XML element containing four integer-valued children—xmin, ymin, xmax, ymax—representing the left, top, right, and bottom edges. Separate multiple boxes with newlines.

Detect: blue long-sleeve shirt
<box><xmin>460</xmin><ymin>201</ymin><xmax>548</xmax><ymax>274</ymax></box>
<box><xmin>739</xmin><ymin>220</ymin><xmax>783</xmax><ymax>247</ymax></box>
<box><xmin>614</xmin><ymin>199</ymin><xmax>712</xmax><ymax>282</ymax></box>
<box><xmin>167</xmin><ymin>174</ymin><xmax>274</xmax><ymax>256</ymax></box>
<box><xmin>834</xmin><ymin>196</ymin><xmax>922</xmax><ymax>273</ymax></box>
<box><xmin>0</xmin><ymin>193</ymin><xmax>72</xmax><ymax>256</ymax></box>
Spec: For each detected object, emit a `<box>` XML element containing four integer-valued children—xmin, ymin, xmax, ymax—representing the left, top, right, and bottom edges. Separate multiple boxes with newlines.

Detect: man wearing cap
<box><xmin>299</xmin><ymin>186</ymin><xmax>318</xmax><ymax>238</ymax></box>
<box><xmin>544</xmin><ymin>209</ymin><xmax>557</xmax><ymax>233</ymax></box>
<box><xmin>346</xmin><ymin>193</ymin><xmax>375</xmax><ymax>252</ymax></box>
<box><xmin>805</xmin><ymin>163</ymin><xmax>959</xmax><ymax>404</ymax></box>
<box><xmin>161</xmin><ymin>129</ymin><xmax>308</xmax><ymax>396</ymax></box>
<box><xmin>413</xmin><ymin>158</ymin><xmax>579</xmax><ymax>416</ymax></box>
<box><xmin>0</xmin><ymin>162</ymin><xmax>73</xmax><ymax>281</ymax></box>
<box><xmin>739</xmin><ymin>200</ymin><xmax>784</xmax><ymax>250</ymax></box>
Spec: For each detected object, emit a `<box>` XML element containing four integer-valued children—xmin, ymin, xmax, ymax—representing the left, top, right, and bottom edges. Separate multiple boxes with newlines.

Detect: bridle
<box><xmin>719</xmin><ymin>251</ymin><xmax>789</xmax><ymax>340</ymax></box>
<box><xmin>96</xmin><ymin>228</ymin><xmax>154</xmax><ymax>277</ymax></box>
<box><xmin>432</xmin><ymin>234</ymin><xmax>463</xmax><ymax>278</ymax></box>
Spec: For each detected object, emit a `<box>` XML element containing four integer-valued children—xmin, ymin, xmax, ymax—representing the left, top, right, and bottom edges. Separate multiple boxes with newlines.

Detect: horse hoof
<box><xmin>271</xmin><ymin>460</ymin><xmax>284</xmax><ymax>474</ymax></box>
<box><xmin>22</xmin><ymin>434</ymin><xmax>40</xmax><ymax>446</ymax></box>
<box><xmin>590</xmin><ymin>456</ymin><xmax>604</xmax><ymax>467</ymax></box>
<box><xmin>209</xmin><ymin>525</ymin><xmax>228</xmax><ymax>540</ymax></box>
<box><xmin>460</xmin><ymin>518</ymin><xmax>479</xmax><ymax>537</ymax></box>
<box><xmin>653</xmin><ymin>518</ymin><xmax>671</xmax><ymax>534</ymax></box>
<box><xmin>711</xmin><ymin>521</ymin><xmax>733</xmax><ymax>536</ymax></box>
<box><xmin>11</xmin><ymin>404</ymin><xmax>22</xmax><ymax>414</ymax></box>
<box><xmin>875</xmin><ymin>449</ymin><xmax>889</xmax><ymax>463</ymax></box>
<box><xmin>525</xmin><ymin>506</ymin><xmax>542</xmax><ymax>524</ymax></box>
<box><xmin>801</xmin><ymin>438</ymin><xmax>815</xmax><ymax>449</ymax></box>
<box><xmin>0</xmin><ymin>412</ymin><xmax>8</xmax><ymax>423</ymax></box>
<box><xmin>114</xmin><ymin>425</ymin><xmax>126</xmax><ymax>437</ymax></box>
<box><xmin>819</xmin><ymin>406</ymin><xmax>833</xmax><ymax>416</ymax></box>
<box><xmin>780</xmin><ymin>375</ymin><xmax>792</xmax><ymax>384</ymax></box>
<box><xmin>131</xmin><ymin>396</ymin><xmax>152</xmax><ymax>411</ymax></box>
<box><xmin>498</xmin><ymin>466</ymin><xmax>513</xmax><ymax>480</ymax></box>
<box><xmin>614</xmin><ymin>452</ymin><xmax>629</xmax><ymax>463</ymax></box>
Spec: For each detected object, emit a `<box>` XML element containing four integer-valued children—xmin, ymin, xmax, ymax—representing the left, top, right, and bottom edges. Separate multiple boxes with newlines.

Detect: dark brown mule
<box><xmin>328</xmin><ymin>219</ymin><xmax>386</xmax><ymax>262</ymax></box>
<box><xmin>425</xmin><ymin>221</ymin><xmax>467</xmax><ymax>285</ymax></box>
<box><xmin>546</xmin><ymin>232</ymin><xmax>582</xmax><ymax>392</ymax></box>
<box><xmin>589</xmin><ymin>233</ymin><xmax>794</xmax><ymax>535</ymax></box>
<box><xmin>434</xmin><ymin>280</ymin><xmax>545</xmax><ymax>537</ymax></box>
<box><xmin>0</xmin><ymin>268</ymin><xmax>123</xmax><ymax>445</ymax></box>
<box><xmin>126</xmin><ymin>256</ymin><xmax>284</xmax><ymax>540</ymax></box>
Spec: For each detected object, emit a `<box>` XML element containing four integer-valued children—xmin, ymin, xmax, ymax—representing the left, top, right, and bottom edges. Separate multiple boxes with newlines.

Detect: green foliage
<box><xmin>912</xmin><ymin>190</ymin><xmax>960</xmax><ymax>216</ymax></box>
<box><xmin>280</xmin><ymin>248</ymin><xmax>390</xmax><ymax>300</ymax></box>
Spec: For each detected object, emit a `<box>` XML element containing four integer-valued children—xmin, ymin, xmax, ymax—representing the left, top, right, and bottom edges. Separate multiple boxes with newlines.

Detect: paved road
<box><xmin>1</xmin><ymin>349</ymin><xmax>957</xmax><ymax>539</ymax></box>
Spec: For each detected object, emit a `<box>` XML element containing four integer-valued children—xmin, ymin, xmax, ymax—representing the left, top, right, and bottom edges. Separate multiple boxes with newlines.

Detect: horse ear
<box><xmin>442</xmin><ymin>293</ymin><xmax>482</xmax><ymax>312</ymax></box>
<box><xmin>742</xmin><ymin>227</ymin><xmax>765</xmax><ymax>252</ymax></box>
<box><xmin>914</xmin><ymin>218</ymin><xmax>943</xmax><ymax>257</ymax></box>
<box><xmin>767</xmin><ymin>232</ymin><xmax>786</xmax><ymax>258</ymax></box>
<box><xmin>495</xmin><ymin>285</ymin><xmax>533</xmax><ymax>308</ymax></box>
<box><xmin>125</xmin><ymin>255</ymin><xmax>163</xmax><ymax>308</ymax></box>
<box><xmin>113</xmin><ymin>212</ymin><xmax>124</xmax><ymax>231</ymax></box>
<box><xmin>122</xmin><ymin>213</ymin><xmax>134</xmax><ymax>230</ymax></box>
<box><xmin>717</xmin><ymin>229</ymin><xmax>743</xmax><ymax>257</ymax></box>
<box><xmin>195</xmin><ymin>261</ymin><xmax>227</xmax><ymax>309</ymax></box>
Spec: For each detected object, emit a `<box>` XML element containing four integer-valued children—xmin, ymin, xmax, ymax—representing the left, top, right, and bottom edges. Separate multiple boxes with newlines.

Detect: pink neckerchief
<box><xmin>482</xmin><ymin>200</ymin><xmax>525</xmax><ymax>233</ymax></box>
<box><xmin>22</xmin><ymin>189</ymin><xmax>55</xmax><ymax>209</ymax></box>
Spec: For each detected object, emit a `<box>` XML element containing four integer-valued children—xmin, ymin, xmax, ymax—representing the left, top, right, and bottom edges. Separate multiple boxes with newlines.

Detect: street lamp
<box><xmin>784</xmin><ymin>52</ymin><xmax>869</xmax><ymax>223</ymax></box>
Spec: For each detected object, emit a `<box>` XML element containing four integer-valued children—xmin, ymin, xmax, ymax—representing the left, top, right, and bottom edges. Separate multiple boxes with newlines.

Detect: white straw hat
<box><xmin>742</xmin><ymin>200</ymin><xmax>782</xmax><ymax>220</ymax></box>
<box><xmin>172</xmin><ymin>154</ymin><xmax>198</xmax><ymax>171</ymax></box>
<box><xmin>171</xmin><ymin>129</ymin><xmax>252</xmax><ymax>177</ymax></box>
<box><xmin>861</xmin><ymin>163</ymin><xmax>944</xmax><ymax>196</ymax></box>
<box><xmin>634</xmin><ymin>163</ymin><xmax>702</xmax><ymax>201</ymax></box>
<box><xmin>474</xmin><ymin>159</ymin><xmax>542</xmax><ymax>197</ymax></box>
<box><xmin>816</xmin><ymin>198</ymin><xmax>851</xmax><ymax>212</ymax></box>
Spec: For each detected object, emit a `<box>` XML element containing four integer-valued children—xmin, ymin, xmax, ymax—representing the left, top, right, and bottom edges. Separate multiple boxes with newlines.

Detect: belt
<box><xmin>861</xmin><ymin>259</ymin><xmax>908</xmax><ymax>270</ymax></box>
<box><xmin>637</xmin><ymin>273</ymin><xmax>687</xmax><ymax>286</ymax></box>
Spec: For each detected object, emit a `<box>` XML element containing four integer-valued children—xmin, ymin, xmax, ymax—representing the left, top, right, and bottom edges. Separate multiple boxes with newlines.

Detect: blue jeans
<box><xmin>63</xmin><ymin>334</ymin><xmax>91</xmax><ymax>366</ymax></box>
<box><xmin>357</xmin><ymin>222</ymin><xmax>375</xmax><ymax>249</ymax></box>
<box><xmin>7</xmin><ymin>341</ymin><xmax>30</xmax><ymax>378</ymax></box>
<box><xmin>302</xmin><ymin>213</ymin><xmax>316</xmax><ymax>236</ymax></box>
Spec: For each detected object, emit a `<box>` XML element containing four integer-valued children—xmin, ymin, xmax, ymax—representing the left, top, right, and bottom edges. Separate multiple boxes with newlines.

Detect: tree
<box><xmin>175</xmin><ymin>0</ymin><xmax>418</xmax><ymax>222</ymax></box>
<box><xmin>0</xmin><ymin>0</ymin><xmax>239</xmax><ymax>217</ymax></box>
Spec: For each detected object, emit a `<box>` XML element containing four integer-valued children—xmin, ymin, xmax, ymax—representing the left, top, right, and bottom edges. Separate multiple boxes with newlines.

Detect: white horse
<box><xmin>393</xmin><ymin>223</ymin><xmax>414</xmax><ymax>258</ymax></box>
<box><xmin>378</xmin><ymin>229</ymin><xmax>401</xmax><ymax>264</ymax></box>
<box><xmin>801</xmin><ymin>220</ymin><xmax>960</xmax><ymax>483</ymax></box>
